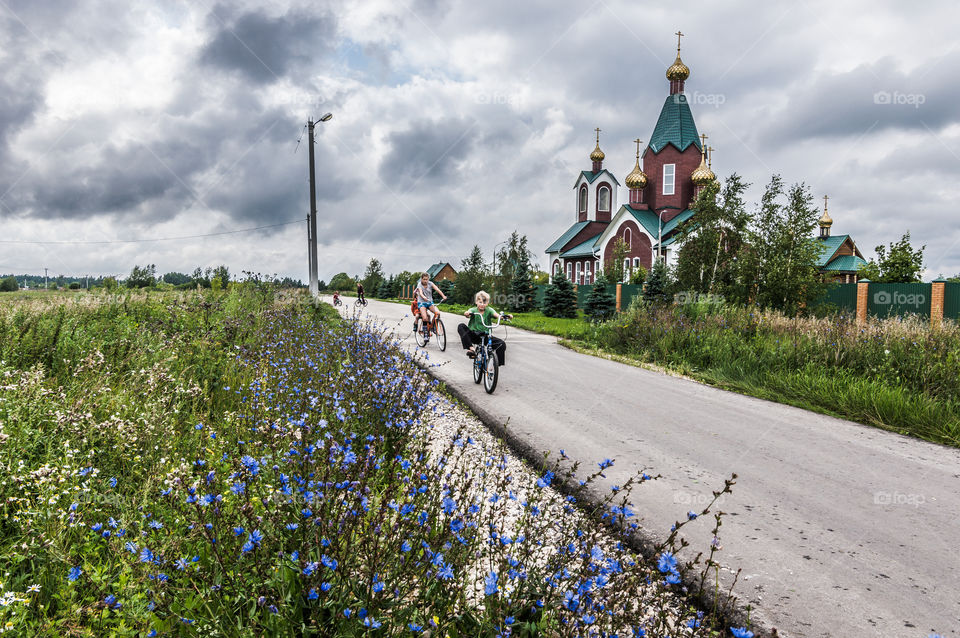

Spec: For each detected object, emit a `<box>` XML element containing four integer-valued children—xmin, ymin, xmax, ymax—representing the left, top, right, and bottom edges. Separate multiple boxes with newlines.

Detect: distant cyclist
<box><xmin>414</xmin><ymin>272</ymin><xmax>447</xmax><ymax>341</ymax></box>
<box><xmin>356</xmin><ymin>282</ymin><xmax>366</xmax><ymax>304</ymax></box>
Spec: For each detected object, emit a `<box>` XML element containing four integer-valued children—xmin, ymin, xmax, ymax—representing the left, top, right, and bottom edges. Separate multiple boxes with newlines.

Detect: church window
<box><xmin>633</xmin><ymin>257</ymin><xmax>641</xmax><ymax>270</ymax></box>
<box><xmin>579</xmin><ymin>186</ymin><xmax>588</xmax><ymax>213</ymax></box>
<box><xmin>623</xmin><ymin>259</ymin><xmax>630</xmax><ymax>282</ymax></box>
<box><xmin>566</xmin><ymin>263</ymin><xmax>572</xmax><ymax>281</ymax></box>
<box><xmin>598</xmin><ymin>186</ymin><xmax>610</xmax><ymax>212</ymax></box>
<box><xmin>623</xmin><ymin>227</ymin><xmax>631</xmax><ymax>249</ymax></box>
<box><xmin>663</xmin><ymin>164</ymin><xmax>675</xmax><ymax>195</ymax></box>
<box><xmin>575</xmin><ymin>262</ymin><xmax>582</xmax><ymax>284</ymax></box>
<box><xmin>585</xmin><ymin>261</ymin><xmax>592</xmax><ymax>284</ymax></box>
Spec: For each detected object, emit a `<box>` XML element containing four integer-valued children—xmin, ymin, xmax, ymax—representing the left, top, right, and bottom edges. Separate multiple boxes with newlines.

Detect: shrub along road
<box><xmin>333</xmin><ymin>296</ymin><xmax>959</xmax><ymax>638</ymax></box>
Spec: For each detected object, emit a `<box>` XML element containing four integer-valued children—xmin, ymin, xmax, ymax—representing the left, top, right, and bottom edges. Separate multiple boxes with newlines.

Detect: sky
<box><xmin>1</xmin><ymin>0</ymin><xmax>959</xmax><ymax>282</ymax></box>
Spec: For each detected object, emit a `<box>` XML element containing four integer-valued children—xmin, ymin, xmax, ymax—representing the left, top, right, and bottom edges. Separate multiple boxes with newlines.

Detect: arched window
<box><xmin>579</xmin><ymin>186</ymin><xmax>588</xmax><ymax>213</ymax></box>
<box><xmin>633</xmin><ymin>257</ymin><xmax>641</xmax><ymax>269</ymax></box>
<box><xmin>585</xmin><ymin>261</ymin><xmax>592</xmax><ymax>284</ymax></box>
<box><xmin>566</xmin><ymin>263</ymin><xmax>572</xmax><ymax>281</ymax></box>
<box><xmin>623</xmin><ymin>258</ymin><xmax>630</xmax><ymax>283</ymax></box>
<box><xmin>553</xmin><ymin>261</ymin><xmax>561</xmax><ymax>275</ymax></box>
<box><xmin>575</xmin><ymin>262</ymin><xmax>582</xmax><ymax>284</ymax></box>
<box><xmin>598</xmin><ymin>186</ymin><xmax>610</xmax><ymax>212</ymax></box>
<box><xmin>623</xmin><ymin>227</ymin><xmax>632</xmax><ymax>249</ymax></box>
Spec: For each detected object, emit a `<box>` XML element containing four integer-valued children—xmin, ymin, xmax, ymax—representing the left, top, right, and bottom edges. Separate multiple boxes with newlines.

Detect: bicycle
<box><xmin>354</xmin><ymin>297</ymin><xmax>368</xmax><ymax>307</ymax></box>
<box><xmin>412</xmin><ymin>299</ymin><xmax>446</xmax><ymax>351</ymax></box>
<box><xmin>470</xmin><ymin>312</ymin><xmax>510</xmax><ymax>394</ymax></box>
<box><xmin>332</xmin><ymin>296</ymin><xmax>342</xmax><ymax>307</ymax></box>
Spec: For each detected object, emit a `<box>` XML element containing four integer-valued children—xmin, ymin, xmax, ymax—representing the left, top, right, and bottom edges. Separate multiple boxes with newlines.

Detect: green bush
<box><xmin>542</xmin><ymin>272</ymin><xmax>577</xmax><ymax>318</ymax></box>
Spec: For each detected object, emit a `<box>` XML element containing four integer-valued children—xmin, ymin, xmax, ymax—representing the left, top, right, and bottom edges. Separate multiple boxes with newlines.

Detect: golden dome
<box><xmin>590</xmin><ymin>143</ymin><xmax>605</xmax><ymax>162</ymax></box>
<box><xmin>819</xmin><ymin>200</ymin><xmax>833</xmax><ymax>228</ymax></box>
<box><xmin>666</xmin><ymin>54</ymin><xmax>690</xmax><ymax>82</ymax></box>
<box><xmin>625</xmin><ymin>158</ymin><xmax>648</xmax><ymax>189</ymax></box>
<box><xmin>691</xmin><ymin>155</ymin><xmax>715</xmax><ymax>185</ymax></box>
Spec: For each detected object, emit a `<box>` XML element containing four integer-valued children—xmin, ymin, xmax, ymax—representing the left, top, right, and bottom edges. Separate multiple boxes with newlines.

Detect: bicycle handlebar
<box><xmin>470</xmin><ymin>311</ymin><xmax>511</xmax><ymax>329</ymax></box>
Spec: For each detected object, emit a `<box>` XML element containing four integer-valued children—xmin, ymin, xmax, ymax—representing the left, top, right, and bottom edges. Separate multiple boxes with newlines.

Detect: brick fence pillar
<box><xmin>616</xmin><ymin>283</ymin><xmax>622</xmax><ymax>312</ymax></box>
<box><xmin>856</xmin><ymin>280</ymin><xmax>869</xmax><ymax>324</ymax></box>
<box><xmin>931</xmin><ymin>280</ymin><xmax>946</xmax><ymax>328</ymax></box>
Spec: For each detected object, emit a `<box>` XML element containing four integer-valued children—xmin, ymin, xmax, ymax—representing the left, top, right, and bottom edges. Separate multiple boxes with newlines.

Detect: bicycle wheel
<box><xmin>473</xmin><ymin>350</ymin><xmax>483</xmax><ymax>384</ymax></box>
<box><xmin>483</xmin><ymin>348</ymin><xmax>499</xmax><ymax>394</ymax></box>
<box><xmin>435</xmin><ymin>319</ymin><xmax>446</xmax><ymax>351</ymax></box>
<box><xmin>414</xmin><ymin>317</ymin><xmax>427</xmax><ymax>347</ymax></box>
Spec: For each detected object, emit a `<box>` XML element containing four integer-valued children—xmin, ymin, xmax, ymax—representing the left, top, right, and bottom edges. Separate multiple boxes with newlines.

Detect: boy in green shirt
<box><xmin>458</xmin><ymin>290</ymin><xmax>511</xmax><ymax>364</ymax></box>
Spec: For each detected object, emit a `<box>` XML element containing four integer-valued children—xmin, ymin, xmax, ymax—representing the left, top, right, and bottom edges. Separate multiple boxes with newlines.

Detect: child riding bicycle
<box><xmin>414</xmin><ymin>272</ymin><xmax>447</xmax><ymax>341</ymax></box>
<box><xmin>458</xmin><ymin>290</ymin><xmax>511</xmax><ymax>364</ymax></box>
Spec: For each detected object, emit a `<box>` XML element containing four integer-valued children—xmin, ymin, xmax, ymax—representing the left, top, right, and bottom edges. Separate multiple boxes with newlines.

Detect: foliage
<box><xmin>531</xmin><ymin>270</ymin><xmax>550</xmax><ymax>286</ymax></box>
<box><xmin>376</xmin><ymin>278</ymin><xmax>393</xmax><ymax>299</ymax></box>
<box><xmin>542</xmin><ymin>271</ymin><xmax>577</xmax><ymax>318</ymax></box>
<box><xmin>437</xmin><ymin>278</ymin><xmax>455</xmax><ymax>300</ymax></box>
<box><xmin>453</xmin><ymin>245</ymin><xmax>487</xmax><ymax>304</ymax></box>
<box><xmin>492</xmin><ymin>232</ymin><xmax>534</xmax><ymax>298</ymax></box>
<box><xmin>630</xmin><ymin>265</ymin><xmax>647</xmax><ymax>285</ymax></box>
<box><xmin>362</xmin><ymin>258</ymin><xmax>386</xmax><ymax>295</ymax></box>
<box><xmin>162</xmin><ymin>272</ymin><xmax>191</xmax><ymax>286</ymax></box>
<box><xmin>0</xmin><ymin>287</ymin><xmax>743</xmax><ymax>636</ymax></box>
<box><xmin>607</xmin><ymin>237</ymin><xmax>629</xmax><ymax>284</ymax></box>
<box><xmin>126</xmin><ymin>264</ymin><xmax>157</xmax><ymax>289</ymax></box>
<box><xmin>674</xmin><ymin>175</ymin><xmax>750</xmax><ymax>300</ymax></box>
<box><xmin>857</xmin><ymin>232</ymin><xmax>926</xmax><ymax>283</ymax></box>
<box><xmin>508</xmin><ymin>248</ymin><xmax>536</xmax><ymax>312</ymax></box>
<box><xmin>327</xmin><ymin>271</ymin><xmax>356</xmax><ymax>292</ymax></box>
<box><xmin>644</xmin><ymin>259</ymin><xmax>670</xmax><ymax>304</ymax></box>
<box><xmin>211</xmin><ymin>265</ymin><xmax>230</xmax><ymax>288</ymax></box>
<box><xmin>0</xmin><ymin>276</ymin><xmax>19</xmax><ymax>292</ymax></box>
<box><xmin>740</xmin><ymin>177</ymin><xmax>826</xmax><ymax>314</ymax></box>
<box><xmin>583</xmin><ymin>273</ymin><xmax>616</xmax><ymax>322</ymax></box>
<box><xmin>102</xmin><ymin>276</ymin><xmax>118</xmax><ymax>291</ymax></box>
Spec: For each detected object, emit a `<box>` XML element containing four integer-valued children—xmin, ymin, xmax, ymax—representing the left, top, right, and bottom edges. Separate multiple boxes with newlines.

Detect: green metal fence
<box><xmin>815</xmin><ymin>283</ymin><xmax>858</xmax><ymax>313</ymax></box>
<box><xmin>620</xmin><ymin>284</ymin><xmax>643</xmax><ymax>308</ymax></box>
<box><xmin>943</xmin><ymin>282</ymin><xmax>960</xmax><ymax>321</ymax></box>
<box><xmin>866</xmin><ymin>282</ymin><xmax>931</xmax><ymax>319</ymax></box>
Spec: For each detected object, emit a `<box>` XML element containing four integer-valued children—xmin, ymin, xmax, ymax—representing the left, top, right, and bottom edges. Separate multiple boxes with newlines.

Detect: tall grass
<box><xmin>0</xmin><ymin>287</ymin><xmax>746</xmax><ymax>636</ymax></box>
<box><xmin>590</xmin><ymin>299</ymin><xmax>960</xmax><ymax>446</ymax></box>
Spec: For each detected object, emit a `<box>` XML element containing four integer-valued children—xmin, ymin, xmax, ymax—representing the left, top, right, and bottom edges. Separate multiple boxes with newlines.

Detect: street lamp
<box><xmin>308</xmin><ymin>113</ymin><xmax>333</xmax><ymax>297</ymax></box>
<box><xmin>657</xmin><ymin>208</ymin><xmax>666</xmax><ymax>265</ymax></box>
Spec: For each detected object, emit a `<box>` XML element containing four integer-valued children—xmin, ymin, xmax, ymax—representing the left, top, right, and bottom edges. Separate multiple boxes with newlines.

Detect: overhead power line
<box><xmin>0</xmin><ymin>219</ymin><xmax>304</xmax><ymax>245</ymax></box>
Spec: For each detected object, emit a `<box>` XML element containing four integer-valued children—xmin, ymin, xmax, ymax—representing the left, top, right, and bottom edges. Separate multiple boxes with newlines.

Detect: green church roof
<box><xmin>822</xmin><ymin>255</ymin><xmax>866</xmax><ymax>272</ymax></box>
<box><xmin>648</xmin><ymin>94</ymin><xmax>703</xmax><ymax>154</ymax></box>
<box><xmin>546</xmin><ymin>221</ymin><xmax>590</xmax><ymax>253</ymax></box>
<box><xmin>559</xmin><ymin>234</ymin><xmax>602</xmax><ymax>258</ymax></box>
<box><xmin>815</xmin><ymin>235</ymin><xmax>851</xmax><ymax>267</ymax></box>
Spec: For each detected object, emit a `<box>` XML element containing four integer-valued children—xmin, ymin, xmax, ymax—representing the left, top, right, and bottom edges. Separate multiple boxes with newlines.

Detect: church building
<box><xmin>546</xmin><ymin>35</ymin><xmax>716</xmax><ymax>284</ymax></box>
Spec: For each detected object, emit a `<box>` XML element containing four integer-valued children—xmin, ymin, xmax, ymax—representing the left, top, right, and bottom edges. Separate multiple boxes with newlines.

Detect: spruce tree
<box><xmin>583</xmin><ymin>273</ymin><xmax>615</xmax><ymax>321</ymax></box>
<box><xmin>542</xmin><ymin>271</ymin><xmax>578</xmax><ymax>318</ymax></box>
<box><xmin>509</xmin><ymin>252</ymin><xmax>536</xmax><ymax>312</ymax></box>
<box><xmin>376</xmin><ymin>279</ymin><xmax>393</xmax><ymax>299</ymax></box>
<box><xmin>644</xmin><ymin>258</ymin><xmax>670</xmax><ymax>304</ymax></box>
<box><xmin>438</xmin><ymin>278</ymin><xmax>455</xmax><ymax>301</ymax></box>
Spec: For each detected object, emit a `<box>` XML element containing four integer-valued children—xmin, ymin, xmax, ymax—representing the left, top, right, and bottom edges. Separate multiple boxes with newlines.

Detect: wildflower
<box><xmin>307</xmin><ymin>588</ymin><xmax>318</xmax><ymax>600</ymax></box>
<box><xmin>109</xmin><ymin>477</ymin><xmax>117</xmax><ymax>488</ymax></box>
<box><xmin>104</xmin><ymin>594</ymin><xmax>117</xmax><ymax>608</ymax></box>
<box><xmin>321</xmin><ymin>582</ymin><xmax>332</xmax><ymax>592</ymax></box>
<box><xmin>233</xmin><ymin>526</ymin><xmax>245</xmax><ymax>537</ymax></box>
<box><xmin>27</xmin><ymin>584</ymin><xmax>40</xmax><ymax>593</ymax></box>
<box><xmin>321</xmin><ymin>555</ymin><xmax>338</xmax><ymax>571</ymax></box>
<box><xmin>140</xmin><ymin>547</ymin><xmax>154</xmax><ymax>563</ymax></box>
<box><xmin>437</xmin><ymin>564</ymin><xmax>454</xmax><ymax>579</ymax></box>
<box><xmin>67</xmin><ymin>567</ymin><xmax>82</xmax><ymax>582</ymax></box>
<box><xmin>484</xmin><ymin>571</ymin><xmax>498</xmax><ymax>596</ymax></box>
<box><xmin>730</xmin><ymin>629</ymin><xmax>754</xmax><ymax>638</ymax></box>
<box><xmin>657</xmin><ymin>551</ymin><xmax>677</xmax><ymax>574</ymax></box>
<box><xmin>249</xmin><ymin>529</ymin><xmax>263</xmax><ymax>545</ymax></box>
<box><xmin>286</xmin><ymin>523</ymin><xmax>299</xmax><ymax>531</ymax></box>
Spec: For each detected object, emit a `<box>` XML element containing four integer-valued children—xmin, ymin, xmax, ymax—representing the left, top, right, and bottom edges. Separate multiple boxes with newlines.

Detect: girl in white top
<box><xmin>414</xmin><ymin>272</ymin><xmax>447</xmax><ymax>340</ymax></box>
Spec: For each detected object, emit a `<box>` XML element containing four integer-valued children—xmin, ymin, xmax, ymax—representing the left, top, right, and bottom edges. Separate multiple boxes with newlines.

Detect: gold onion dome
<box><xmin>666</xmin><ymin>54</ymin><xmax>690</xmax><ymax>81</ymax></box>
<box><xmin>820</xmin><ymin>204</ymin><xmax>833</xmax><ymax>228</ymax></box>
<box><xmin>691</xmin><ymin>155</ymin><xmax>715</xmax><ymax>185</ymax></box>
<box><xmin>625</xmin><ymin>158</ymin><xmax>648</xmax><ymax>189</ymax></box>
<box><xmin>590</xmin><ymin>143</ymin><xmax>605</xmax><ymax>162</ymax></box>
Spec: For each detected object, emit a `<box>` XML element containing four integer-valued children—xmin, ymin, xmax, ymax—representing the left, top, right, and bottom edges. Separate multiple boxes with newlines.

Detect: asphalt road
<box><xmin>334</xmin><ymin>296</ymin><xmax>960</xmax><ymax>638</ymax></box>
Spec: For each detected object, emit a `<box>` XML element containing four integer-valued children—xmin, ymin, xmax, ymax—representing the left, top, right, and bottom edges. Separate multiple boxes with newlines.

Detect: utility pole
<box><xmin>307</xmin><ymin>118</ymin><xmax>319</xmax><ymax>297</ymax></box>
<box><xmin>44</xmin><ymin>267</ymin><xmax>48</xmax><ymax>290</ymax></box>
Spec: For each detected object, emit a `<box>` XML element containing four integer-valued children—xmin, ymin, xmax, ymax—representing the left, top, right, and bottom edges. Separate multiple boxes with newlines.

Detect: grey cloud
<box><xmin>200</xmin><ymin>5</ymin><xmax>337</xmax><ymax>84</ymax></box>
<box><xmin>759</xmin><ymin>53</ymin><xmax>960</xmax><ymax>144</ymax></box>
<box><xmin>378</xmin><ymin>117</ymin><xmax>477</xmax><ymax>191</ymax></box>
